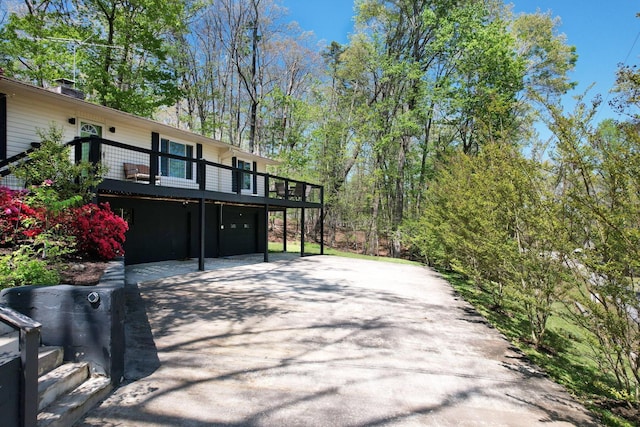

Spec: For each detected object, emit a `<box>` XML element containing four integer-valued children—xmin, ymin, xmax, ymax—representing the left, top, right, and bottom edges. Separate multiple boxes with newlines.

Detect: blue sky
<box><xmin>283</xmin><ymin>0</ymin><xmax>640</xmax><ymax>122</ymax></box>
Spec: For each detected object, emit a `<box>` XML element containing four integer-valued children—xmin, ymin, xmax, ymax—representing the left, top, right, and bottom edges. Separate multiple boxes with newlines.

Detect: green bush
<box><xmin>0</xmin><ymin>247</ymin><xmax>60</xmax><ymax>288</ymax></box>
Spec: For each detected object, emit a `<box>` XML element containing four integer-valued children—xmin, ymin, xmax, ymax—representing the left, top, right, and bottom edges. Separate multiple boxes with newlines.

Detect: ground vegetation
<box><xmin>0</xmin><ymin>125</ymin><xmax>127</xmax><ymax>288</ymax></box>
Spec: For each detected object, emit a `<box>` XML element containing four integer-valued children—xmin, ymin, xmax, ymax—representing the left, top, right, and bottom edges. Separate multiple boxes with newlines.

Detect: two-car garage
<box><xmin>101</xmin><ymin>195</ymin><xmax>266</xmax><ymax>265</ymax></box>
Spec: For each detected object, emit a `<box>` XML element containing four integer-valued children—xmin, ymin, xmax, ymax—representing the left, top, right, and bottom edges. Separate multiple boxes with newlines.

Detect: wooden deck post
<box><xmin>198</xmin><ymin>197</ymin><xmax>205</xmax><ymax>271</ymax></box>
<box><xmin>283</xmin><ymin>208</ymin><xmax>287</xmax><ymax>253</ymax></box>
<box><xmin>301</xmin><ymin>206</ymin><xmax>305</xmax><ymax>257</ymax></box>
<box><xmin>320</xmin><ymin>186</ymin><xmax>325</xmax><ymax>255</ymax></box>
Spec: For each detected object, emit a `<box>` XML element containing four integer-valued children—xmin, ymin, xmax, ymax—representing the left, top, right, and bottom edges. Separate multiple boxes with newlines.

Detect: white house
<box><xmin>0</xmin><ymin>77</ymin><xmax>323</xmax><ymax>265</ymax></box>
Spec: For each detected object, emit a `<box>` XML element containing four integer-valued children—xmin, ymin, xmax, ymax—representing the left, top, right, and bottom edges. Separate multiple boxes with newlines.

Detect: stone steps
<box><xmin>34</xmin><ymin>346</ymin><xmax>112</xmax><ymax>427</ymax></box>
<box><xmin>37</xmin><ymin>376</ymin><xmax>112</xmax><ymax>427</ymax></box>
<box><xmin>37</xmin><ymin>346</ymin><xmax>64</xmax><ymax>377</ymax></box>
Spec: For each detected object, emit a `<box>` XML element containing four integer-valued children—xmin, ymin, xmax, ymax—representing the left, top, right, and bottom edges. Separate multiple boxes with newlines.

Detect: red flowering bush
<box><xmin>66</xmin><ymin>202</ymin><xmax>128</xmax><ymax>260</ymax></box>
<box><xmin>0</xmin><ymin>129</ymin><xmax>124</xmax><ymax>288</ymax></box>
<box><xmin>0</xmin><ymin>186</ymin><xmax>45</xmax><ymax>245</ymax></box>
<box><xmin>0</xmin><ymin>185</ymin><xmax>128</xmax><ymax>261</ymax></box>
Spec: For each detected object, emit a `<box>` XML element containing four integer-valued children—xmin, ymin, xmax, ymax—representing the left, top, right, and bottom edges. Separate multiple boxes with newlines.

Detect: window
<box><xmin>80</xmin><ymin>123</ymin><xmax>102</xmax><ymax>138</ymax></box>
<box><xmin>160</xmin><ymin>138</ymin><xmax>193</xmax><ymax>179</ymax></box>
<box><xmin>80</xmin><ymin>122</ymin><xmax>102</xmax><ymax>162</ymax></box>
<box><xmin>238</xmin><ymin>160</ymin><xmax>251</xmax><ymax>190</ymax></box>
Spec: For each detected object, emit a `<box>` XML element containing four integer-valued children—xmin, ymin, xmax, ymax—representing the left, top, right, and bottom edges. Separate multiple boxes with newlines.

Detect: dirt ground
<box><xmin>59</xmin><ymin>260</ymin><xmax>109</xmax><ymax>285</ymax></box>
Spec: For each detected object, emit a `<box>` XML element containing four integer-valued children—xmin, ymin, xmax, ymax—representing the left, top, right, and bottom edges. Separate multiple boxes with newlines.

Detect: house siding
<box><xmin>0</xmin><ymin>78</ymin><xmax>313</xmax><ymax>265</ymax></box>
<box><xmin>0</xmin><ymin>94</ymin><xmax>6</xmax><ymax>160</ymax></box>
<box><xmin>0</xmin><ymin>79</ymin><xmax>263</xmax><ymax>174</ymax></box>
<box><xmin>5</xmin><ymin>89</ymin><xmax>77</xmax><ymax>157</ymax></box>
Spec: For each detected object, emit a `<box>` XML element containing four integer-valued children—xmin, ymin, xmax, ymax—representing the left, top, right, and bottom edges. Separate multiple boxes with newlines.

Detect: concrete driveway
<box><xmin>79</xmin><ymin>255</ymin><xmax>599</xmax><ymax>426</ymax></box>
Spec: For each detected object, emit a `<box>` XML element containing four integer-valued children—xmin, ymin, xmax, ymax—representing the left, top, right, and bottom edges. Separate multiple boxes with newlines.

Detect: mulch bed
<box><xmin>59</xmin><ymin>261</ymin><xmax>108</xmax><ymax>285</ymax></box>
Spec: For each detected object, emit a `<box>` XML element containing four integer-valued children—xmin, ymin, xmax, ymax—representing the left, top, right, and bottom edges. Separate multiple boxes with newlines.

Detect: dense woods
<box><xmin>0</xmin><ymin>0</ymin><xmax>578</xmax><ymax>255</ymax></box>
<box><xmin>3</xmin><ymin>0</ymin><xmax>640</xmax><ymax>417</ymax></box>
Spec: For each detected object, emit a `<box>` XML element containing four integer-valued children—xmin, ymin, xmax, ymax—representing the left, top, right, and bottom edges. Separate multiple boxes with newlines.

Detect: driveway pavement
<box><xmin>79</xmin><ymin>255</ymin><xmax>599</xmax><ymax>426</ymax></box>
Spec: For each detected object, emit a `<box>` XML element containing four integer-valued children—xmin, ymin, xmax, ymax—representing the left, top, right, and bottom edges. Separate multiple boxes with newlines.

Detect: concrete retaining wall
<box><xmin>0</xmin><ymin>258</ymin><xmax>125</xmax><ymax>385</ymax></box>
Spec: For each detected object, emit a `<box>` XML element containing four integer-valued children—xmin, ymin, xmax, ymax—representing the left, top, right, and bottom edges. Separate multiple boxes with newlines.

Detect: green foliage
<box><xmin>422</xmin><ymin>59</ymin><xmax>640</xmax><ymax>418</ymax></box>
<box><xmin>12</xmin><ymin>124</ymin><xmax>104</xmax><ymax>204</ymax></box>
<box><xmin>1</xmin><ymin>123</ymin><xmax>125</xmax><ymax>285</ymax></box>
<box><xmin>407</xmin><ymin>142</ymin><xmax>571</xmax><ymax>347</ymax></box>
<box><xmin>552</xmin><ymin>107</ymin><xmax>640</xmax><ymax>398</ymax></box>
<box><xmin>0</xmin><ymin>0</ymin><xmax>187</xmax><ymax>117</ymax></box>
<box><xmin>0</xmin><ymin>3</ymin><xmax>79</xmax><ymax>86</ymax></box>
<box><xmin>0</xmin><ymin>246</ymin><xmax>60</xmax><ymax>288</ymax></box>
<box><xmin>611</xmin><ymin>63</ymin><xmax>640</xmax><ymax>119</ymax></box>
<box><xmin>512</xmin><ymin>11</ymin><xmax>578</xmax><ymax>102</ymax></box>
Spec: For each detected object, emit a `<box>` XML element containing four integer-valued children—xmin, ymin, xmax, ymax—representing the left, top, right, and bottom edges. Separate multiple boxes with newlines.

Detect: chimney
<box><xmin>52</xmin><ymin>78</ymin><xmax>85</xmax><ymax>100</ymax></box>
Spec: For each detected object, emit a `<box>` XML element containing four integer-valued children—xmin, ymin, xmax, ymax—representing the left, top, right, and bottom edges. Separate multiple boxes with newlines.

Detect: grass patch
<box><xmin>440</xmin><ymin>269</ymin><xmax>635</xmax><ymax>427</ymax></box>
<box><xmin>268</xmin><ymin>241</ymin><xmax>421</xmax><ymax>265</ymax></box>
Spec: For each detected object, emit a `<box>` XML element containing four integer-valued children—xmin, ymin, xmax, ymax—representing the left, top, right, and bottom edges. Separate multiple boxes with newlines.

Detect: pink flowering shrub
<box><xmin>0</xmin><ymin>186</ymin><xmax>128</xmax><ymax>261</ymax></box>
<box><xmin>66</xmin><ymin>202</ymin><xmax>128</xmax><ymax>260</ymax></box>
<box><xmin>0</xmin><ymin>186</ymin><xmax>44</xmax><ymax>244</ymax></box>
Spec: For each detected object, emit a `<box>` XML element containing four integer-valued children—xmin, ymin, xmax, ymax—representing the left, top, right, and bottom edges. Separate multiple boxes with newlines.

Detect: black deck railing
<box><xmin>0</xmin><ymin>137</ymin><xmax>323</xmax><ymax>207</ymax></box>
<box><xmin>0</xmin><ymin>305</ymin><xmax>40</xmax><ymax>427</ymax></box>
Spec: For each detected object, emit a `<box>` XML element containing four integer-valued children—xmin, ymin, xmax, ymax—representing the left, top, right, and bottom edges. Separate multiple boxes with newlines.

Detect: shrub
<box><xmin>0</xmin><ymin>186</ymin><xmax>44</xmax><ymax>245</ymax></box>
<box><xmin>0</xmin><ymin>247</ymin><xmax>60</xmax><ymax>288</ymax></box>
<box><xmin>12</xmin><ymin>125</ymin><xmax>105</xmax><ymax>203</ymax></box>
<box><xmin>67</xmin><ymin>202</ymin><xmax>128</xmax><ymax>260</ymax></box>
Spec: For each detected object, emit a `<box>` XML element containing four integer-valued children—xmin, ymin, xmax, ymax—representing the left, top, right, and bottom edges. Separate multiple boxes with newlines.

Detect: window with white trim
<box><xmin>80</xmin><ymin>122</ymin><xmax>102</xmax><ymax>162</ymax></box>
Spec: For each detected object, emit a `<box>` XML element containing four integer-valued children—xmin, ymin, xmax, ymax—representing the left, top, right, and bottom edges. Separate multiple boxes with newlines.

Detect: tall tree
<box><xmin>0</xmin><ymin>0</ymin><xmax>188</xmax><ymax>117</ymax></box>
<box><xmin>350</xmin><ymin>0</ymin><xmax>525</xmax><ymax>256</ymax></box>
<box><xmin>0</xmin><ymin>1</ymin><xmax>78</xmax><ymax>86</ymax></box>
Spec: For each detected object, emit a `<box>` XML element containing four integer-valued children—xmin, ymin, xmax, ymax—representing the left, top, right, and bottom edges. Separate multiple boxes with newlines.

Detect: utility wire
<box><xmin>594</xmin><ymin>28</ymin><xmax>640</xmax><ymax>121</ymax></box>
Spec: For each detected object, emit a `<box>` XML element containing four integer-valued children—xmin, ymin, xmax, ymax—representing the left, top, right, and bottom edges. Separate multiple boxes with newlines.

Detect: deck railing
<box><xmin>0</xmin><ymin>137</ymin><xmax>323</xmax><ymax>206</ymax></box>
<box><xmin>0</xmin><ymin>305</ymin><xmax>41</xmax><ymax>427</ymax></box>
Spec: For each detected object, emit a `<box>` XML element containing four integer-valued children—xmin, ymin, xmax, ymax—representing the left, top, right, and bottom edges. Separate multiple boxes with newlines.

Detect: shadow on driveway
<box><xmin>80</xmin><ymin>255</ymin><xmax>600</xmax><ymax>427</ymax></box>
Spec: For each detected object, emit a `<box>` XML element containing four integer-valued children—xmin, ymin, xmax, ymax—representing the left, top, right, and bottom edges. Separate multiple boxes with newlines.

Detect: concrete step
<box><xmin>38</xmin><ymin>346</ymin><xmax>64</xmax><ymax>377</ymax></box>
<box><xmin>37</xmin><ymin>376</ymin><xmax>112</xmax><ymax>427</ymax></box>
<box><xmin>38</xmin><ymin>362</ymin><xmax>89</xmax><ymax>412</ymax></box>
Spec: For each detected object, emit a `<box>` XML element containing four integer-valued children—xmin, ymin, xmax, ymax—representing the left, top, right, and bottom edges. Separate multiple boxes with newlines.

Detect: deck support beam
<box><xmin>283</xmin><ymin>209</ymin><xmax>287</xmax><ymax>253</ymax></box>
<box><xmin>301</xmin><ymin>206</ymin><xmax>305</xmax><ymax>257</ymax></box>
<box><xmin>320</xmin><ymin>187</ymin><xmax>324</xmax><ymax>255</ymax></box>
<box><xmin>198</xmin><ymin>197</ymin><xmax>205</xmax><ymax>271</ymax></box>
<box><xmin>263</xmin><ymin>206</ymin><xmax>269</xmax><ymax>263</ymax></box>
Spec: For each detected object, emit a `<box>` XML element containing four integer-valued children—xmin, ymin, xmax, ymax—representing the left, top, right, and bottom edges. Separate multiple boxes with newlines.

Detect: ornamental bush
<box><xmin>0</xmin><ymin>188</ymin><xmax>128</xmax><ymax>262</ymax></box>
<box><xmin>0</xmin><ymin>124</ymin><xmax>126</xmax><ymax>289</ymax></box>
<box><xmin>0</xmin><ymin>186</ymin><xmax>44</xmax><ymax>245</ymax></box>
<box><xmin>0</xmin><ymin>246</ymin><xmax>60</xmax><ymax>287</ymax></box>
<box><xmin>66</xmin><ymin>202</ymin><xmax>128</xmax><ymax>260</ymax></box>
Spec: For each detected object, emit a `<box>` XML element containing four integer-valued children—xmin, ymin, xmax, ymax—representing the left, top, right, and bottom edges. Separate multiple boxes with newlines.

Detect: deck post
<box><xmin>217</xmin><ymin>204</ymin><xmax>223</xmax><ymax>256</ymax></box>
<box><xmin>198</xmin><ymin>197</ymin><xmax>205</xmax><ymax>271</ymax></box>
<box><xmin>264</xmin><ymin>176</ymin><xmax>269</xmax><ymax>262</ymax></box>
<box><xmin>264</xmin><ymin>204</ymin><xmax>269</xmax><ymax>263</ymax></box>
<box><xmin>301</xmin><ymin>206</ymin><xmax>305</xmax><ymax>257</ymax></box>
<box><xmin>320</xmin><ymin>186</ymin><xmax>324</xmax><ymax>255</ymax></box>
<box><xmin>283</xmin><ymin>208</ymin><xmax>287</xmax><ymax>253</ymax></box>
<box><xmin>150</xmin><ymin>132</ymin><xmax>159</xmax><ymax>187</ymax></box>
<box><xmin>197</xmin><ymin>145</ymin><xmax>205</xmax><ymax>191</ymax></box>
<box><xmin>88</xmin><ymin>137</ymin><xmax>102</xmax><ymax>204</ymax></box>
